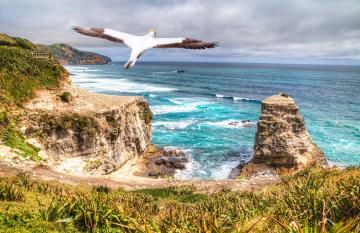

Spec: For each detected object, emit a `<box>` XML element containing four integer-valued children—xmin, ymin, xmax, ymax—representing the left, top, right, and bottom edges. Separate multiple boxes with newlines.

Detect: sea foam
<box><xmin>153</xmin><ymin>120</ymin><xmax>196</xmax><ymax>130</ymax></box>
<box><xmin>215</xmin><ymin>94</ymin><xmax>260</xmax><ymax>103</ymax></box>
<box><xmin>152</xmin><ymin>98</ymin><xmax>212</xmax><ymax>115</ymax></box>
<box><xmin>203</xmin><ymin>120</ymin><xmax>255</xmax><ymax>128</ymax></box>
<box><xmin>71</xmin><ymin>73</ymin><xmax>176</xmax><ymax>93</ymax></box>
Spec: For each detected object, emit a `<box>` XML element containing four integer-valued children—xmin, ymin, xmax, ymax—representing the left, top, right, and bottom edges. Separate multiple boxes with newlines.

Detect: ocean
<box><xmin>66</xmin><ymin>62</ymin><xmax>360</xmax><ymax>180</ymax></box>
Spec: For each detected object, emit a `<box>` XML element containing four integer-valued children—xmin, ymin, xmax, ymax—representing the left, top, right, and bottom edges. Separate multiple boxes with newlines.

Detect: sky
<box><xmin>1</xmin><ymin>0</ymin><xmax>359</xmax><ymax>65</ymax></box>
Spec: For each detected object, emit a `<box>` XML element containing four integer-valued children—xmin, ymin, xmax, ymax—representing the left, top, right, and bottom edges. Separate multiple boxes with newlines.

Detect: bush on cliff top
<box><xmin>0</xmin><ymin>167</ymin><xmax>359</xmax><ymax>232</ymax></box>
<box><xmin>59</xmin><ymin>91</ymin><xmax>72</xmax><ymax>103</ymax></box>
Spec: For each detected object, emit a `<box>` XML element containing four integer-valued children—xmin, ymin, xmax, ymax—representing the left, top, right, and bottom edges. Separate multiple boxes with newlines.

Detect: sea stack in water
<box><xmin>240</xmin><ymin>93</ymin><xmax>327</xmax><ymax>175</ymax></box>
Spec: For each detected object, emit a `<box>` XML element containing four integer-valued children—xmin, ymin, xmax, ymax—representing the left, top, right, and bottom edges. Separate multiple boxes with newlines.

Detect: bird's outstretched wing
<box><xmin>151</xmin><ymin>38</ymin><xmax>217</xmax><ymax>50</ymax></box>
<box><xmin>72</xmin><ymin>26</ymin><xmax>137</xmax><ymax>47</ymax></box>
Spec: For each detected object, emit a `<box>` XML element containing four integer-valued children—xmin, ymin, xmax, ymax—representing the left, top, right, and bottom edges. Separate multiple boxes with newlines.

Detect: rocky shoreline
<box><xmin>0</xmin><ymin>89</ymin><xmax>328</xmax><ymax>192</ymax></box>
<box><xmin>135</xmin><ymin>144</ymin><xmax>188</xmax><ymax>178</ymax></box>
<box><xmin>0</xmin><ymin>33</ymin><xmax>332</xmax><ymax>194</ymax></box>
<box><xmin>0</xmin><ymin>89</ymin><xmax>329</xmax><ymax>186</ymax></box>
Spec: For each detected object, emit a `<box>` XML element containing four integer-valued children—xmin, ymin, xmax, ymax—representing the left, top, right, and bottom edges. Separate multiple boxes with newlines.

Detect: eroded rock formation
<box><xmin>240</xmin><ymin>93</ymin><xmax>327</xmax><ymax>175</ymax></box>
<box><xmin>22</xmin><ymin>86</ymin><xmax>152</xmax><ymax>175</ymax></box>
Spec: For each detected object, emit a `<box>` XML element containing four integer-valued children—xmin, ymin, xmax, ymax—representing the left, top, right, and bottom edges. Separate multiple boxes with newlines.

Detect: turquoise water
<box><xmin>66</xmin><ymin>62</ymin><xmax>360</xmax><ymax>180</ymax></box>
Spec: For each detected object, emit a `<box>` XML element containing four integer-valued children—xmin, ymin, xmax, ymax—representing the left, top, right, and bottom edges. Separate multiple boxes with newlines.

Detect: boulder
<box><xmin>140</xmin><ymin>148</ymin><xmax>188</xmax><ymax>178</ymax></box>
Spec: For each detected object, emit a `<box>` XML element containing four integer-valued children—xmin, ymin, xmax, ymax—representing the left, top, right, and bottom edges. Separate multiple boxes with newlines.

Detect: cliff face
<box><xmin>23</xmin><ymin>87</ymin><xmax>152</xmax><ymax>175</ymax></box>
<box><xmin>0</xmin><ymin>33</ymin><xmax>152</xmax><ymax>177</ymax></box>
<box><xmin>36</xmin><ymin>43</ymin><xmax>111</xmax><ymax>65</ymax></box>
<box><xmin>240</xmin><ymin>93</ymin><xmax>327</xmax><ymax>175</ymax></box>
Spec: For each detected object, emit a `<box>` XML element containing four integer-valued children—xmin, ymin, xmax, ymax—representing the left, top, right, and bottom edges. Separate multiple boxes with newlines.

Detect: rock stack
<box><xmin>240</xmin><ymin>93</ymin><xmax>327</xmax><ymax>175</ymax></box>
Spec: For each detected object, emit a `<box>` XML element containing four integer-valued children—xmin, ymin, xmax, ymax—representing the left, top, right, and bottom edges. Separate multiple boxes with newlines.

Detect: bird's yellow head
<box><xmin>148</xmin><ymin>29</ymin><xmax>156</xmax><ymax>37</ymax></box>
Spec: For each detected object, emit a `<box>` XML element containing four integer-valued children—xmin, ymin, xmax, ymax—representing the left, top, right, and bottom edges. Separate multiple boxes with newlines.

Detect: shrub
<box><xmin>93</xmin><ymin>185</ymin><xmax>111</xmax><ymax>194</ymax></box>
<box><xmin>59</xmin><ymin>91</ymin><xmax>72</xmax><ymax>103</ymax></box>
<box><xmin>0</xmin><ymin>182</ymin><xmax>24</xmax><ymax>201</ymax></box>
<box><xmin>12</xmin><ymin>37</ymin><xmax>35</xmax><ymax>50</ymax></box>
<box><xmin>0</xmin><ymin>110</ymin><xmax>9</xmax><ymax>126</ymax></box>
<box><xmin>141</xmin><ymin>109</ymin><xmax>153</xmax><ymax>124</ymax></box>
<box><xmin>105</xmin><ymin>115</ymin><xmax>116</xmax><ymax>124</ymax></box>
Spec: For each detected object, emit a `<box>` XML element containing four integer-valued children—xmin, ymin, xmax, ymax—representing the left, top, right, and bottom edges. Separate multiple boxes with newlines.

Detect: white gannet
<box><xmin>72</xmin><ymin>26</ymin><xmax>218</xmax><ymax>69</ymax></box>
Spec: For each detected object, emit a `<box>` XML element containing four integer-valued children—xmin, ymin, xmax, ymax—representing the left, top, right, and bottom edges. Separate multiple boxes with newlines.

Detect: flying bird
<box><xmin>72</xmin><ymin>26</ymin><xmax>218</xmax><ymax>69</ymax></box>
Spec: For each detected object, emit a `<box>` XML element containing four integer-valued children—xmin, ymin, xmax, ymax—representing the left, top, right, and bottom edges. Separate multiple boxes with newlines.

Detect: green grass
<box><xmin>0</xmin><ymin>34</ymin><xmax>67</xmax><ymax>106</ymax></box>
<box><xmin>135</xmin><ymin>185</ymin><xmax>206</xmax><ymax>203</ymax></box>
<box><xmin>0</xmin><ymin>182</ymin><xmax>24</xmax><ymax>201</ymax></box>
<box><xmin>1</xmin><ymin>124</ymin><xmax>42</xmax><ymax>161</ymax></box>
<box><xmin>0</xmin><ymin>34</ymin><xmax>35</xmax><ymax>50</ymax></box>
<box><xmin>0</xmin><ymin>167</ymin><xmax>359</xmax><ymax>232</ymax></box>
<box><xmin>39</xmin><ymin>113</ymin><xmax>99</xmax><ymax>139</ymax></box>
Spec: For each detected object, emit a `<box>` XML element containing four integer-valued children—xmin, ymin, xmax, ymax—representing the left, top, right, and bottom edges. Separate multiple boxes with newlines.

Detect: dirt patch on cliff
<box><xmin>25</xmin><ymin>85</ymin><xmax>143</xmax><ymax>114</ymax></box>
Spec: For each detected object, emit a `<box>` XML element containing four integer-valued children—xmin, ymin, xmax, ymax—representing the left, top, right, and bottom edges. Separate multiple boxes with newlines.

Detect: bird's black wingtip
<box><xmin>72</xmin><ymin>25</ymin><xmax>81</xmax><ymax>31</ymax></box>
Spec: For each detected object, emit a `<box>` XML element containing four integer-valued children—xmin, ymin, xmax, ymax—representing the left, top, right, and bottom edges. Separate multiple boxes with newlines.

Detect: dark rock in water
<box><xmin>220</xmin><ymin>148</ymin><xmax>252</xmax><ymax>179</ymax></box>
<box><xmin>139</xmin><ymin>146</ymin><xmax>188</xmax><ymax>178</ymax></box>
<box><xmin>154</xmin><ymin>156</ymin><xmax>188</xmax><ymax>169</ymax></box>
<box><xmin>222</xmin><ymin>147</ymin><xmax>253</xmax><ymax>161</ymax></box>
<box><xmin>228</xmin><ymin>161</ymin><xmax>246</xmax><ymax>179</ymax></box>
<box><xmin>177</xmin><ymin>151</ymin><xmax>186</xmax><ymax>157</ymax></box>
<box><xmin>164</xmin><ymin>149</ymin><xmax>177</xmax><ymax>157</ymax></box>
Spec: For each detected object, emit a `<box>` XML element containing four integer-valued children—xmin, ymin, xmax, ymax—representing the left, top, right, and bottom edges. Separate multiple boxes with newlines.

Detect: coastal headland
<box><xmin>0</xmin><ymin>33</ymin><xmax>330</xmax><ymax>191</ymax></box>
<box><xmin>0</xmin><ymin>33</ymin><xmax>359</xmax><ymax>232</ymax></box>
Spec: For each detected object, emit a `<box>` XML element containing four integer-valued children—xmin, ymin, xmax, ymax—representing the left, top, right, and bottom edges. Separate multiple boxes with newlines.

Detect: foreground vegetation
<box><xmin>0</xmin><ymin>167</ymin><xmax>359</xmax><ymax>232</ymax></box>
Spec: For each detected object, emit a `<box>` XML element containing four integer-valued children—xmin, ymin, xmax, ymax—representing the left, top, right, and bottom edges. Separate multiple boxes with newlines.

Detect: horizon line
<box><xmin>108</xmin><ymin>60</ymin><xmax>360</xmax><ymax>67</ymax></box>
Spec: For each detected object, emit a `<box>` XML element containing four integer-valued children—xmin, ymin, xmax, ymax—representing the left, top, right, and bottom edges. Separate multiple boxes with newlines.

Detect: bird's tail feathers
<box><xmin>124</xmin><ymin>59</ymin><xmax>137</xmax><ymax>69</ymax></box>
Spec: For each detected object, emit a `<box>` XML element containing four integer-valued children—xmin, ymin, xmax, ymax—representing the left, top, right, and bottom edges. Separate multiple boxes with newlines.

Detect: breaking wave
<box><xmin>215</xmin><ymin>94</ymin><xmax>260</xmax><ymax>103</ymax></box>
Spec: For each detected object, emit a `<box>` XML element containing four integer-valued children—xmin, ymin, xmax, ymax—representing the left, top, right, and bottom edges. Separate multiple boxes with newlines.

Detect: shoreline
<box><xmin>0</xmin><ymin>159</ymin><xmax>281</xmax><ymax>193</ymax></box>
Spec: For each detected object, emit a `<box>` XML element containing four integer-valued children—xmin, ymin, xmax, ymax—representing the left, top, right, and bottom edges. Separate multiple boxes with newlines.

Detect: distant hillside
<box><xmin>37</xmin><ymin>43</ymin><xmax>111</xmax><ymax>65</ymax></box>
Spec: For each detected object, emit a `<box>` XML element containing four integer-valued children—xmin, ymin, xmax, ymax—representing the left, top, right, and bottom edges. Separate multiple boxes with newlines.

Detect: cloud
<box><xmin>1</xmin><ymin>0</ymin><xmax>359</xmax><ymax>62</ymax></box>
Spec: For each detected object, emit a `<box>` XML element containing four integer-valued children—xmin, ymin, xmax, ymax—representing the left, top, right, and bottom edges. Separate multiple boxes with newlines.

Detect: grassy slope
<box><xmin>0</xmin><ymin>33</ymin><xmax>68</xmax><ymax>160</ymax></box>
<box><xmin>0</xmin><ymin>34</ymin><xmax>67</xmax><ymax>105</ymax></box>
<box><xmin>0</xmin><ymin>167</ymin><xmax>359</xmax><ymax>232</ymax></box>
